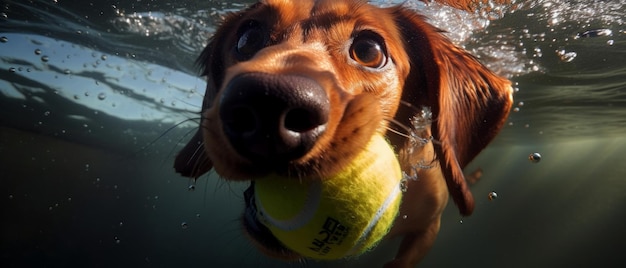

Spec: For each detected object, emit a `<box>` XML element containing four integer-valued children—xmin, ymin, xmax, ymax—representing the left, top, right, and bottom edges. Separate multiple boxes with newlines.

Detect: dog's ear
<box><xmin>392</xmin><ymin>8</ymin><xmax>513</xmax><ymax>216</ymax></box>
<box><xmin>173</xmin><ymin>7</ymin><xmax>256</xmax><ymax>178</ymax></box>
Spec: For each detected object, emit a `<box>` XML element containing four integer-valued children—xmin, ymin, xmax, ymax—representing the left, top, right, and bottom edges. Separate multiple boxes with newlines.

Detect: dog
<box><xmin>174</xmin><ymin>0</ymin><xmax>513</xmax><ymax>267</ymax></box>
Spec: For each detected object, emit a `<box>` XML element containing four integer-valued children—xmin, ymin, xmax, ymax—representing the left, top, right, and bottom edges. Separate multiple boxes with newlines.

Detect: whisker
<box><xmin>385</xmin><ymin>117</ymin><xmax>413</xmax><ymax>140</ymax></box>
<box><xmin>133</xmin><ymin>117</ymin><xmax>202</xmax><ymax>156</ymax></box>
<box><xmin>188</xmin><ymin>142</ymin><xmax>209</xmax><ymax>179</ymax></box>
<box><xmin>399</xmin><ymin>100</ymin><xmax>422</xmax><ymax>112</ymax></box>
<box><xmin>388</xmin><ymin>118</ymin><xmax>412</xmax><ymax>133</ymax></box>
<box><xmin>202</xmin><ymin>174</ymin><xmax>211</xmax><ymax>208</ymax></box>
<box><xmin>385</xmin><ymin>126</ymin><xmax>409</xmax><ymax>139</ymax></box>
<box><xmin>187</xmin><ymin>140</ymin><xmax>206</xmax><ymax>167</ymax></box>
<box><xmin>389</xmin><ymin>118</ymin><xmax>413</xmax><ymax>134</ymax></box>
<box><xmin>174</xmin><ymin>88</ymin><xmax>204</xmax><ymax>108</ymax></box>
<box><xmin>158</xmin><ymin>126</ymin><xmax>202</xmax><ymax>170</ymax></box>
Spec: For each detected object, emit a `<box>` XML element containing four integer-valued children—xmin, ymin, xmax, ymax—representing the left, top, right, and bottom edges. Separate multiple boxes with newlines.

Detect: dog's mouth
<box><xmin>242</xmin><ymin>181</ymin><xmax>299</xmax><ymax>259</ymax></box>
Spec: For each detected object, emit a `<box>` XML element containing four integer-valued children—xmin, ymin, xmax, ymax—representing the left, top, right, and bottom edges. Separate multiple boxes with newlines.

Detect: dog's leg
<box><xmin>384</xmin><ymin>219</ymin><xmax>441</xmax><ymax>268</ymax></box>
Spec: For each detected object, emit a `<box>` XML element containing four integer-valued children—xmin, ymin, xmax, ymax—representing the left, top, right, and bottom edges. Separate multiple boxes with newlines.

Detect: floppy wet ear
<box><xmin>173</xmin><ymin>41</ymin><xmax>218</xmax><ymax>178</ymax></box>
<box><xmin>173</xmin><ymin>8</ymin><xmax>250</xmax><ymax>178</ymax></box>
<box><xmin>393</xmin><ymin>7</ymin><xmax>513</xmax><ymax>216</ymax></box>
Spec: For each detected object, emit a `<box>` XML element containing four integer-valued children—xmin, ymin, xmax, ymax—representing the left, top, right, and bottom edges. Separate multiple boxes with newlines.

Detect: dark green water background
<box><xmin>1</xmin><ymin>0</ymin><xmax>625</xmax><ymax>267</ymax></box>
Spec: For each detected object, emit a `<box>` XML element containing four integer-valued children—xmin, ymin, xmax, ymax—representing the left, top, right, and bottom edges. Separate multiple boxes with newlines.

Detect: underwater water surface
<box><xmin>1</xmin><ymin>0</ymin><xmax>625</xmax><ymax>267</ymax></box>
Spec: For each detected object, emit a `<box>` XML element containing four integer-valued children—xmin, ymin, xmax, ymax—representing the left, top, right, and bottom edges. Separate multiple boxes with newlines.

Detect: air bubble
<box><xmin>188</xmin><ymin>179</ymin><xmax>196</xmax><ymax>191</ymax></box>
<box><xmin>488</xmin><ymin>191</ymin><xmax>498</xmax><ymax>201</ymax></box>
<box><xmin>41</xmin><ymin>56</ymin><xmax>49</xmax><ymax>62</ymax></box>
<box><xmin>97</xmin><ymin>93</ymin><xmax>107</xmax><ymax>100</ymax></box>
<box><xmin>181</xmin><ymin>222</ymin><xmax>189</xmax><ymax>230</ymax></box>
<box><xmin>0</xmin><ymin>36</ymin><xmax>7</xmax><ymax>42</ymax></box>
<box><xmin>556</xmin><ymin>49</ymin><xmax>577</xmax><ymax>62</ymax></box>
<box><xmin>528</xmin><ymin>152</ymin><xmax>541</xmax><ymax>163</ymax></box>
<box><xmin>35</xmin><ymin>49</ymin><xmax>42</xmax><ymax>55</ymax></box>
<box><xmin>532</xmin><ymin>47</ymin><xmax>542</xmax><ymax>57</ymax></box>
<box><xmin>399</xmin><ymin>178</ymin><xmax>408</xmax><ymax>192</ymax></box>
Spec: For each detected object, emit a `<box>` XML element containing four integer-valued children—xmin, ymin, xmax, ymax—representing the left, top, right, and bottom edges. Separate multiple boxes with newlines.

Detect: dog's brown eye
<box><xmin>349</xmin><ymin>33</ymin><xmax>387</xmax><ymax>69</ymax></box>
<box><xmin>236</xmin><ymin>21</ymin><xmax>267</xmax><ymax>59</ymax></box>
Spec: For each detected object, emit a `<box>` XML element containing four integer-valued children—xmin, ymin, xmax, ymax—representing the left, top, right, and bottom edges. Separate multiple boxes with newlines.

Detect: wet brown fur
<box><xmin>174</xmin><ymin>0</ymin><xmax>512</xmax><ymax>266</ymax></box>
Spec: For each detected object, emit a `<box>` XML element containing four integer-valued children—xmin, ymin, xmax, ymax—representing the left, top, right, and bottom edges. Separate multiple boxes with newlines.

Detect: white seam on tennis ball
<box><xmin>257</xmin><ymin>180</ymin><xmax>322</xmax><ymax>231</ymax></box>
<box><xmin>346</xmin><ymin>182</ymin><xmax>402</xmax><ymax>256</ymax></box>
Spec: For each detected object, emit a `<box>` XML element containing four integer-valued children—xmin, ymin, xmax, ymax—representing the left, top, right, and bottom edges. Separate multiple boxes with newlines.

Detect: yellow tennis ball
<box><xmin>254</xmin><ymin>134</ymin><xmax>403</xmax><ymax>260</ymax></box>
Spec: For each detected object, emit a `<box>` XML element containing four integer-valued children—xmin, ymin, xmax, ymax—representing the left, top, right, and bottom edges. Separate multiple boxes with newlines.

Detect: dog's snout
<box><xmin>219</xmin><ymin>73</ymin><xmax>330</xmax><ymax>161</ymax></box>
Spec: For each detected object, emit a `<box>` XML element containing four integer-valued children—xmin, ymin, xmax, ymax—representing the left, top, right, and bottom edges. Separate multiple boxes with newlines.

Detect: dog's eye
<box><xmin>349</xmin><ymin>32</ymin><xmax>387</xmax><ymax>69</ymax></box>
<box><xmin>236</xmin><ymin>21</ymin><xmax>268</xmax><ymax>59</ymax></box>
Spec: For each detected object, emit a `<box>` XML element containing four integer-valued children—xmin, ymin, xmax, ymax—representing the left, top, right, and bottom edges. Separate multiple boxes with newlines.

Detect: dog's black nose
<box><xmin>219</xmin><ymin>73</ymin><xmax>329</xmax><ymax>162</ymax></box>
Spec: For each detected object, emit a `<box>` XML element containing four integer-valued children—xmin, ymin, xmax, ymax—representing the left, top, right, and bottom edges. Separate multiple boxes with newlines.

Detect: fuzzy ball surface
<box><xmin>254</xmin><ymin>134</ymin><xmax>403</xmax><ymax>260</ymax></box>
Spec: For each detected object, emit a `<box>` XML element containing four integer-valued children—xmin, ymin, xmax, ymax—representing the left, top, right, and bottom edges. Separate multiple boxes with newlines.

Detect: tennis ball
<box><xmin>254</xmin><ymin>134</ymin><xmax>403</xmax><ymax>260</ymax></box>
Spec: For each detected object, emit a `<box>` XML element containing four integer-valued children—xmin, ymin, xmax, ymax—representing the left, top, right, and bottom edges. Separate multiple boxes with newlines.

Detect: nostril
<box><xmin>225</xmin><ymin>105</ymin><xmax>258</xmax><ymax>134</ymax></box>
<box><xmin>284</xmin><ymin>108</ymin><xmax>323</xmax><ymax>133</ymax></box>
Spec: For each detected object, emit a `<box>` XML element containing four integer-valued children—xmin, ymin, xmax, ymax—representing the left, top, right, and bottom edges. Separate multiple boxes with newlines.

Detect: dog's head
<box><xmin>175</xmin><ymin>0</ymin><xmax>512</xmax><ymax>259</ymax></box>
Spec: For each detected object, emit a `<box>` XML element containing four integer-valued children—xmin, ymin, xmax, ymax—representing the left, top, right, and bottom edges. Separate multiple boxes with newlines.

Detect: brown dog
<box><xmin>174</xmin><ymin>0</ymin><xmax>512</xmax><ymax>267</ymax></box>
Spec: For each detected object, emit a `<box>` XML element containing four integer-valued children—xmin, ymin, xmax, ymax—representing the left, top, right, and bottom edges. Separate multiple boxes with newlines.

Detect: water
<box><xmin>1</xmin><ymin>0</ymin><xmax>625</xmax><ymax>267</ymax></box>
